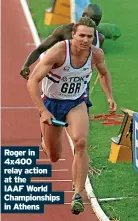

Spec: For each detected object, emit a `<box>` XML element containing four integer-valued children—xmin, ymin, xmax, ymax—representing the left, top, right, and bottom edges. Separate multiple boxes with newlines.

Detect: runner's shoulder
<box><xmin>48</xmin><ymin>41</ymin><xmax>66</xmax><ymax>55</ymax></box>
<box><xmin>92</xmin><ymin>45</ymin><xmax>104</xmax><ymax>58</ymax></box>
<box><xmin>92</xmin><ymin>45</ymin><xmax>104</xmax><ymax>63</ymax></box>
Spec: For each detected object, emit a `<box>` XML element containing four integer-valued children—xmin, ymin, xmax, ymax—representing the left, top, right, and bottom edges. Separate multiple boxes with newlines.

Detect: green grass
<box><xmin>28</xmin><ymin>1</ymin><xmax>138</xmax><ymax>220</ymax></box>
<box><xmin>100</xmin><ymin>198</ymin><xmax>138</xmax><ymax>221</ymax></box>
<box><xmin>89</xmin><ymin>1</ymin><xmax>138</xmax><ymax>220</ymax></box>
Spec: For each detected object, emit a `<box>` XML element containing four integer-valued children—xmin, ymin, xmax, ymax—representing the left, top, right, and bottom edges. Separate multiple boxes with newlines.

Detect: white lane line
<box><xmin>31</xmin><ymin>180</ymin><xmax>72</xmax><ymax>182</ymax></box>
<box><xmin>20</xmin><ymin>0</ymin><xmax>41</xmax><ymax>47</ymax></box>
<box><xmin>52</xmin><ymin>169</ymin><xmax>68</xmax><ymax>172</ymax></box>
<box><xmin>98</xmin><ymin>196</ymin><xmax>134</xmax><ymax>202</ymax></box>
<box><xmin>36</xmin><ymin>159</ymin><xmax>66</xmax><ymax>161</ymax></box>
<box><xmin>26</xmin><ymin>43</ymin><xmax>35</xmax><ymax>46</ymax></box>
<box><xmin>1</xmin><ymin>107</ymin><xmax>36</xmax><ymax>109</ymax></box>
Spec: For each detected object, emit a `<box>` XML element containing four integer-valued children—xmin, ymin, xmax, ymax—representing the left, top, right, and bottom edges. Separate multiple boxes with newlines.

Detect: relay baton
<box><xmin>51</xmin><ymin>119</ymin><xmax>68</xmax><ymax>127</ymax></box>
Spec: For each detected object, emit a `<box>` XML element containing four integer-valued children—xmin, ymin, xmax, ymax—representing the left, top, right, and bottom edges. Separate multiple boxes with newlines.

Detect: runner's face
<box><xmin>73</xmin><ymin>25</ymin><xmax>94</xmax><ymax>50</ymax></box>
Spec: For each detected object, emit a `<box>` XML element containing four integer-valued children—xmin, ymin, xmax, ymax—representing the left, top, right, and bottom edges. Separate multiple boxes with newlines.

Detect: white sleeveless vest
<box><xmin>42</xmin><ymin>40</ymin><xmax>93</xmax><ymax>100</ymax></box>
<box><xmin>95</xmin><ymin>30</ymin><xmax>100</xmax><ymax>48</ymax></box>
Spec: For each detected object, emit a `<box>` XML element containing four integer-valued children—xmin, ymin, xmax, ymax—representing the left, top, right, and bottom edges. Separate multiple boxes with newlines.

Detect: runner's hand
<box><xmin>40</xmin><ymin>109</ymin><xmax>55</xmax><ymax>126</ymax></box>
<box><xmin>20</xmin><ymin>66</ymin><xmax>30</xmax><ymax>80</ymax></box>
<box><xmin>108</xmin><ymin>98</ymin><xmax>117</xmax><ymax>114</ymax></box>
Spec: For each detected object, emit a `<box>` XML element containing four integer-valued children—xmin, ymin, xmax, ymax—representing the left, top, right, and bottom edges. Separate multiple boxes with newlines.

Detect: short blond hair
<box><xmin>73</xmin><ymin>17</ymin><xmax>96</xmax><ymax>33</ymax></box>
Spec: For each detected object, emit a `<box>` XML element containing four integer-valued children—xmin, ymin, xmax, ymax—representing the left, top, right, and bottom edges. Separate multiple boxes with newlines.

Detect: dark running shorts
<box><xmin>42</xmin><ymin>93</ymin><xmax>92</xmax><ymax>122</ymax></box>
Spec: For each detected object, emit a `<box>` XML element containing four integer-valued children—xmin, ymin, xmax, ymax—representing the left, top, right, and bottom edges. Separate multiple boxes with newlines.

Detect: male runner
<box><xmin>27</xmin><ymin>17</ymin><xmax>117</xmax><ymax>214</ymax></box>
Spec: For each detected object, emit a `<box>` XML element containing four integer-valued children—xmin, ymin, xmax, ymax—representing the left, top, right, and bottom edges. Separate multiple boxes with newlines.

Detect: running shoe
<box><xmin>71</xmin><ymin>193</ymin><xmax>84</xmax><ymax>214</ymax></box>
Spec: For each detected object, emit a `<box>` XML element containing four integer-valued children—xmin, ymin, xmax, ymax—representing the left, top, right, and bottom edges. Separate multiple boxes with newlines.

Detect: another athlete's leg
<box><xmin>40</xmin><ymin>121</ymin><xmax>63</xmax><ymax>162</ymax></box>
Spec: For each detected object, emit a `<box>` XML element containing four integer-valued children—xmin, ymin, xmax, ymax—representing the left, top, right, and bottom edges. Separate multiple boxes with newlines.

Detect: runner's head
<box><xmin>72</xmin><ymin>17</ymin><xmax>96</xmax><ymax>50</ymax></box>
<box><xmin>82</xmin><ymin>4</ymin><xmax>102</xmax><ymax>26</ymax></box>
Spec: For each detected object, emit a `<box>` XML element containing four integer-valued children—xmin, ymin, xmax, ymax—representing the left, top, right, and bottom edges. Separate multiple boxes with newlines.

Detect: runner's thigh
<box><xmin>66</xmin><ymin>102</ymin><xmax>89</xmax><ymax>142</ymax></box>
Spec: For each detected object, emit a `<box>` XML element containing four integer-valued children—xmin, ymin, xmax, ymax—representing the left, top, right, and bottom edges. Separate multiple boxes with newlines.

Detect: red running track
<box><xmin>1</xmin><ymin>0</ymin><xmax>99</xmax><ymax>220</ymax></box>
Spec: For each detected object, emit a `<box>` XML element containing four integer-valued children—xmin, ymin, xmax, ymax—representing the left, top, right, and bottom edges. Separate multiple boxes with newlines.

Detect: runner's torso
<box><xmin>42</xmin><ymin>40</ymin><xmax>93</xmax><ymax>100</ymax></box>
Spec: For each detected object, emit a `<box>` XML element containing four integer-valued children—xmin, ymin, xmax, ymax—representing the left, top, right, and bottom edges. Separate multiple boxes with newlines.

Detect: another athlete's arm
<box><xmin>92</xmin><ymin>47</ymin><xmax>117</xmax><ymax>113</ymax></box>
<box><xmin>20</xmin><ymin>25</ymin><xmax>64</xmax><ymax>80</ymax></box>
<box><xmin>98</xmin><ymin>33</ymin><xmax>105</xmax><ymax>48</ymax></box>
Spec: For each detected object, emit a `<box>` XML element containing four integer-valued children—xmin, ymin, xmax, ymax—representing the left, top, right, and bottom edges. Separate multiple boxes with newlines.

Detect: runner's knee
<box><xmin>73</xmin><ymin>137</ymin><xmax>87</xmax><ymax>153</ymax></box>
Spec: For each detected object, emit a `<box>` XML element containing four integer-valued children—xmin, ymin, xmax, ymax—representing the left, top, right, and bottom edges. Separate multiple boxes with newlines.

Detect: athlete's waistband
<box><xmin>41</xmin><ymin>93</ymin><xmax>87</xmax><ymax>103</ymax></box>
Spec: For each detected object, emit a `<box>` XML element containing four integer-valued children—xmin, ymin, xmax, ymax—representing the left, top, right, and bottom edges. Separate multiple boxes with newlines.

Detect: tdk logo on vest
<box><xmin>64</xmin><ymin>66</ymin><xmax>70</xmax><ymax>71</ymax></box>
<box><xmin>61</xmin><ymin>76</ymin><xmax>84</xmax><ymax>82</ymax></box>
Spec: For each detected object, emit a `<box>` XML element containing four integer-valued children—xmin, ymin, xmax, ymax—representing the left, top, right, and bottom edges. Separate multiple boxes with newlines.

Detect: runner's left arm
<box><xmin>92</xmin><ymin>47</ymin><xmax>117</xmax><ymax>113</ymax></box>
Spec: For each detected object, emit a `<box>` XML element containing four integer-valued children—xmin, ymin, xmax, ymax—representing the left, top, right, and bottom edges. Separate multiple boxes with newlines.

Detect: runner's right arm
<box><xmin>27</xmin><ymin>42</ymin><xmax>64</xmax><ymax>124</ymax></box>
<box><xmin>20</xmin><ymin>26</ymin><xmax>64</xmax><ymax>80</ymax></box>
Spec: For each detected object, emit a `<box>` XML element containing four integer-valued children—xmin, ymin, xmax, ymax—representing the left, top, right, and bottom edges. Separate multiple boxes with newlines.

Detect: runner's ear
<box><xmin>72</xmin><ymin>31</ymin><xmax>75</xmax><ymax>39</ymax></box>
